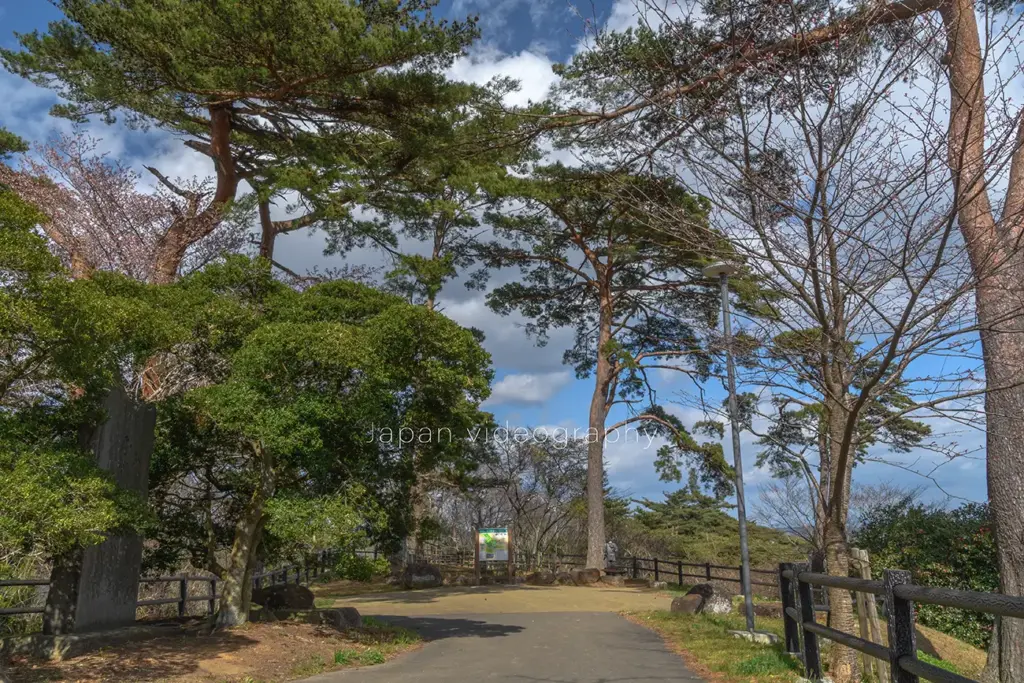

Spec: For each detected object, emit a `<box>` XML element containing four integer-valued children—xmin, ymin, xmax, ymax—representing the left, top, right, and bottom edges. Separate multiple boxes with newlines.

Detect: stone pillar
<box><xmin>43</xmin><ymin>385</ymin><xmax>156</xmax><ymax>633</ymax></box>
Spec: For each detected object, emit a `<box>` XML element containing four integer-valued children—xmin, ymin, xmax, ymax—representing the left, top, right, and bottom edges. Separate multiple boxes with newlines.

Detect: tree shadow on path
<box><xmin>368</xmin><ymin>614</ymin><xmax>525</xmax><ymax>640</ymax></box>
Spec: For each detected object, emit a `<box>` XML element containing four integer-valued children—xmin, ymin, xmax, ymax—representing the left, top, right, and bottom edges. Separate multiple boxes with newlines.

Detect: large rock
<box><xmin>601</xmin><ymin>574</ymin><xmax>625</xmax><ymax>587</ymax></box>
<box><xmin>671</xmin><ymin>594</ymin><xmax>704</xmax><ymax>614</ymax></box>
<box><xmin>527</xmin><ymin>569</ymin><xmax>556</xmax><ymax>586</ymax></box>
<box><xmin>554</xmin><ymin>571</ymin><xmax>576</xmax><ymax>586</ymax></box>
<box><xmin>314</xmin><ymin>607</ymin><xmax>362</xmax><ymax>630</ymax></box>
<box><xmin>251</xmin><ymin>583</ymin><xmax>315</xmax><ymax>610</ymax></box>
<box><xmin>754</xmin><ymin>602</ymin><xmax>784</xmax><ymax>619</ymax></box>
<box><xmin>680</xmin><ymin>583</ymin><xmax>734</xmax><ymax>615</ymax></box>
<box><xmin>572</xmin><ymin>568</ymin><xmax>602</xmax><ymax>586</ymax></box>
<box><xmin>401</xmin><ymin>561</ymin><xmax>443</xmax><ymax>589</ymax></box>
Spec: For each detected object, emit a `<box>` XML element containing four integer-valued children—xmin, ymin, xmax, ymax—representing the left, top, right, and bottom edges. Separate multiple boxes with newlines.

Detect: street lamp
<box><xmin>702</xmin><ymin>262</ymin><xmax>755</xmax><ymax>633</ymax></box>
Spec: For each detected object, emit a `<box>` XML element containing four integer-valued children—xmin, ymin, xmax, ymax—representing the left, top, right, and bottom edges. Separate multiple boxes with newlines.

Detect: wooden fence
<box><xmin>0</xmin><ymin>550</ymin><xmax>342</xmax><ymax>630</ymax></box>
<box><xmin>779</xmin><ymin>561</ymin><xmax>1024</xmax><ymax>683</ymax></box>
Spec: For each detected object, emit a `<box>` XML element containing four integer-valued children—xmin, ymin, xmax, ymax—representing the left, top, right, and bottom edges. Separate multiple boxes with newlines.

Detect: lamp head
<box><xmin>702</xmin><ymin>262</ymin><xmax>738</xmax><ymax>278</ymax></box>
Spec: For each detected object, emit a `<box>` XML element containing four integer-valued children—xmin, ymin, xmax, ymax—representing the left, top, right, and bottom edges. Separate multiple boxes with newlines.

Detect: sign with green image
<box><xmin>478</xmin><ymin>527</ymin><xmax>509</xmax><ymax>561</ymax></box>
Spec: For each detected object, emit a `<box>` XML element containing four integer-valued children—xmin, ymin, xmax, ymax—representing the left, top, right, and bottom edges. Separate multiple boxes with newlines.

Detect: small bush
<box><xmin>359</xmin><ymin>649</ymin><xmax>386</xmax><ymax>665</ymax></box>
<box><xmin>334</xmin><ymin>648</ymin><xmax>358</xmax><ymax>665</ymax></box>
<box><xmin>333</xmin><ymin>554</ymin><xmax>389</xmax><ymax>582</ymax></box>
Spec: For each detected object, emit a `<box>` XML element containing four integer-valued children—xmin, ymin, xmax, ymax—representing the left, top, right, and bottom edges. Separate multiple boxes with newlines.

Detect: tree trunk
<box><xmin>586</xmin><ymin>303</ymin><xmax>614</xmax><ymax>570</ymax></box>
<box><xmin>977</xmin><ymin>280</ymin><xmax>1024</xmax><ymax>680</ymax></box>
<box><xmin>940</xmin><ymin>0</ymin><xmax>1024</xmax><ymax>678</ymax></box>
<box><xmin>151</xmin><ymin>106</ymin><xmax>239</xmax><ymax>285</ymax></box>
<box><xmin>216</xmin><ymin>443</ymin><xmax>273</xmax><ymax>628</ymax></box>
<box><xmin>258</xmin><ymin>198</ymin><xmax>276</xmax><ymax>262</ymax></box>
<box><xmin>822</xmin><ymin>390</ymin><xmax>858</xmax><ymax>683</ymax></box>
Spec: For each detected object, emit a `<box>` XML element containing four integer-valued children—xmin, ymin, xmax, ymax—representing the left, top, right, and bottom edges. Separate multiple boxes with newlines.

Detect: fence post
<box><xmin>178</xmin><ymin>578</ymin><xmax>187</xmax><ymax>618</ymax></box>
<box><xmin>884</xmin><ymin>569</ymin><xmax>918</xmax><ymax>683</ymax></box>
<box><xmin>705</xmin><ymin>562</ymin><xmax>712</xmax><ymax>581</ymax></box>
<box><xmin>677</xmin><ymin>561</ymin><xmax>683</xmax><ymax>585</ymax></box>
<box><xmin>654</xmin><ymin>557</ymin><xmax>660</xmax><ymax>582</ymax></box>
<box><xmin>778</xmin><ymin>563</ymin><xmax>800</xmax><ymax>655</ymax></box>
<box><xmin>632</xmin><ymin>556</ymin><xmax>638</xmax><ymax>579</ymax></box>
<box><xmin>795</xmin><ymin>563</ymin><xmax>822</xmax><ymax>680</ymax></box>
<box><xmin>209</xmin><ymin>579</ymin><xmax>217</xmax><ymax>616</ymax></box>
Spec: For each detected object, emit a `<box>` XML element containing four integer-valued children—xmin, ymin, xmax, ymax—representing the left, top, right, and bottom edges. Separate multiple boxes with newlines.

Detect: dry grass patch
<box><xmin>7</xmin><ymin>617</ymin><xmax>420</xmax><ymax>683</ymax></box>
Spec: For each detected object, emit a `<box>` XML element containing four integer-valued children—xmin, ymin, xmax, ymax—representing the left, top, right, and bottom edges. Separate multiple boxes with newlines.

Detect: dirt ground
<box><xmin>6</xmin><ymin>618</ymin><xmax>420</xmax><ymax>683</ymax></box>
<box><xmin>313</xmin><ymin>582</ymin><xmax>676</xmax><ymax>615</ymax></box>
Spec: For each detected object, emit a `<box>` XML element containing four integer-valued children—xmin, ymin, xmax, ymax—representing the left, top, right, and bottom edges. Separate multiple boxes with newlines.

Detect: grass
<box><xmin>632</xmin><ymin>610</ymin><xmax>979</xmax><ymax>683</ymax></box>
<box><xmin>918</xmin><ymin>651</ymin><xmax>962</xmax><ymax>675</ymax></box>
<box><xmin>289</xmin><ymin>654</ymin><xmax>327</xmax><ymax>678</ymax></box>
<box><xmin>628</xmin><ymin>611</ymin><xmax>802</xmax><ymax>683</ymax></box>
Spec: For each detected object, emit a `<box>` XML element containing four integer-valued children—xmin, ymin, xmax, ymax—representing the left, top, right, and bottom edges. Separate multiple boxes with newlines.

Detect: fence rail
<box><xmin>779</xmin><ymin>562</ymin><xmax>1024</xmax><ymax>683</ymax></box>
<box><xmin>626</xmin><ymin>556</ymin><xmax>780</xmax><ymax>591</ymax></box>
<box><xmin>0</xmin><ymin>550</ymin><xmax>343</xmax><ymax>625</ymax></box>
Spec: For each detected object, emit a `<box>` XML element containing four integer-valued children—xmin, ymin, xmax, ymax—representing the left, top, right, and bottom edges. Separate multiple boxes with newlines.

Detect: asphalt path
<box><xmin>301</xmin><ymin>611</ymin><xmax>703</xmax><ymax>683</ymax></box>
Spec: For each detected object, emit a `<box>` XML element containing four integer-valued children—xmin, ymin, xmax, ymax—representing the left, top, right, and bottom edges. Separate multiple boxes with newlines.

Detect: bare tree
<box><xmin>0</xmin><ymin>133</ymin><xmax>247</xmax><ymax>282</ymax></box>
<box><xmin>546</xmin><ymin>0</ymin><xmax>1024</xmax><ymax>675</ymax></box>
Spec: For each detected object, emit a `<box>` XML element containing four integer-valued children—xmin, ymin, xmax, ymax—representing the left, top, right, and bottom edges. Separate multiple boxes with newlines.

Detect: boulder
<box><xmin>572</xmin><ymin>568</ymin><xmax>602</xmax><ymax>586</ymax></box>
<box><xmin>554</xmin><ymin>571</ymin><xmax>576</xmax><ymax>586</ymax></box>
<box><xmin>453</xmin><ymin>574</ymin><xmax>471</xmax><ymax>587</ymax></box>
<box><xmin>671</xmin><ymin>594</ymin><xmax>703</xmax><ymax>614</ymax></box>
<box><xmin>600</xmin><ymin>574</ymin><xmax>625</xmax><ymax>587</ymax></box>
<box><xmin>313</xmin><ymin>607</ymin><xmax>362</xmax><ymax>630</ymax></box>
<box><xmin>527</xmin><ymin>569</ymin><xmax>556</xmax><ymax>586</ymax></box>
<box><xmin>681</xmin><ymin>583</ymin><xmax>734</xmax><ymax>615</ymax></box>
<box><xmin>649</xmin><ymin>581</ymin><xmax>668</xmax><ymax>590</ymax></box>
<box><xmin>251</xmin><ymin>583</ymin><xmax>315</xmax><ymax>610</ymax></box>
<box><xmin>754</xmin><ymin>602</ymin><xmax>784</xmax><ymax>619</ymax></box>
<box><xmin>400</xmin><ymin>561</ymin><xmax>443</xmax><ymax>590</ymax></box>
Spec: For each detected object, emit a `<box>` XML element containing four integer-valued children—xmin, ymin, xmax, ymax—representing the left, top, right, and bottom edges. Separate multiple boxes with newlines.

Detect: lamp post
<box><xmin>702</xmin><ymin>262</ymin><xmax>755</xmax><ymax>632</ymax></box>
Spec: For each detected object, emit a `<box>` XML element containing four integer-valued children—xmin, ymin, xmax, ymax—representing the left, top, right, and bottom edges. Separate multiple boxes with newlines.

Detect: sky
<box><xmin>0</xmin><ymin>0</ymin><xmax>989</xmax><ymax>514</ymax></box>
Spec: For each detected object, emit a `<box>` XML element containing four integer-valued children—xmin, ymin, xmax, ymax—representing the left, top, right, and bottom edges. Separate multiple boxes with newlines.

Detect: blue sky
<box><xmin>0</xmin><ymin>0</ymin><xmax>989</xmax><ymax>513</ymax></box>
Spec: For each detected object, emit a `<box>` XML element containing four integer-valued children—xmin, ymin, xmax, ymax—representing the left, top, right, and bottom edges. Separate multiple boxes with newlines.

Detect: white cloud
<box><xmin>486</xmin><ymin>370</ymin><xmax>573</xmax><ymax>405</ymax></box>
<box><xmin>447</xmin><ymin>46</ymin><xmax>558</xmax><ymax>106</ymax></box>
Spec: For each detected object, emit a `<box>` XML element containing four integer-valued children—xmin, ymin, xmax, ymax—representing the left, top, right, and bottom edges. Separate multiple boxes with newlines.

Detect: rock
<box><xmin>728</xmin><ymin>629</ymin><xmax>780</xmax><ymax>645</ymax></box>
<box><xmin>554</xmin><ymin>571</ymin><xmax>576</xmax><ymax>586</ymax></box>
<box><xmin>703</xmin><ymin>594</ymin><xmax>733</xmax><ymax>614</ymax></box>
<box><xmin>572</xmin><ymin>568</ymin><xmax>602</xmax><ymax>586</ymax></box>
<box><xmin>453</xmin><ymin>574</ymin><xmax>470</xmax><ymax>586</ymax></box>
<box><xmin>400</xmin><ymin>561</ymin><xmax>443</xmax><ymax>590</ymax></box>
<box><xmin>313</xmin><ymin>607</ymin><xmax>362</xmax><ymax>630</ymax></box>
<box><xmin>754</xmin><ymin>602</ymin><xmax>784</xmax><ymax>619</ymax></box>
<box><xmin>527</xmin><ymin>569</ymin><xmax>556</xmax><ymax>586</ymax></box>
<box><xmin>600</xmin><ymin>574</ymin><xmax>625</xmax><ymax>587</ymax></box>
<box><xmin>673</xmin><ymin>583</ymin><xmax>735</xmax><ymax>615</ymax></box>
<box><xmin>251</xmin><ymin>583</ymin><xmax>315</xmax><ymax>610</ymax></box>
<box><xmin>624</xmin><ymin>578</ymin><xmax>648</xmax><ymax>587</ymax></box>
<box><xmin>671</xmin><ymin>594</ymin><xmax>703</xmax><ymax>614</ymax></box>
<box><xmin>649</xmin><ymin>581</ymin><xmax>668</xmax><ymax>590</ymax></box>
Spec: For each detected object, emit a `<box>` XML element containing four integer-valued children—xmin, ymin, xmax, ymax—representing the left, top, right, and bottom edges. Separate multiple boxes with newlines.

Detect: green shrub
<box><xmin>333</xmin><ymin>553</ymin><xmax>389</xmax><ymax>582</ymax></box>
<box><xmin>359</xmin><ymin>649</ymin><xmax>386</xmax><ymax>665</ymax></box>
<box><xmin>854</xmin><ymin>502</ymin><xmax>996</xmax><ymax>648</ymax></box>
<box><xmin>334</xmin><ymin>648</ymin><xmax>358</xmax><ymax>665</ymax></box>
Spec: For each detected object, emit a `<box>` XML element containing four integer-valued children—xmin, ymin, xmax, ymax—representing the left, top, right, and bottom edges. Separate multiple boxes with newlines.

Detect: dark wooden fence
<box><xmin>779</xmin><ymin>562</ymin><xmax>1024</xmax><ymax>683</ymax></box>
<box><xmin>0</xmin><ymin>550</ymin><xmax>342</xmax><ymax>628</ymax></box>
<box><xmin>627</xmin><ymin>556</ymin><xmax>779</xmax><ymax>593</ymax></box>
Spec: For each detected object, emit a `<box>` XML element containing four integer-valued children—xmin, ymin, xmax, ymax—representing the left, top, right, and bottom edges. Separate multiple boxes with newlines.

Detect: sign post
<box><xmin>476</xmin><ymin>527</ymin><xmax>511</xmax><ymax>583</ymax></box>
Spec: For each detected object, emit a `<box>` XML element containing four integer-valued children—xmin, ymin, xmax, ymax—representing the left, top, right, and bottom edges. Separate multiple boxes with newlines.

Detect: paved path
<box><xmin>301</xmin><ymin>611</ymin><xmax>703</xmax><ymax>683</ymax></box>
